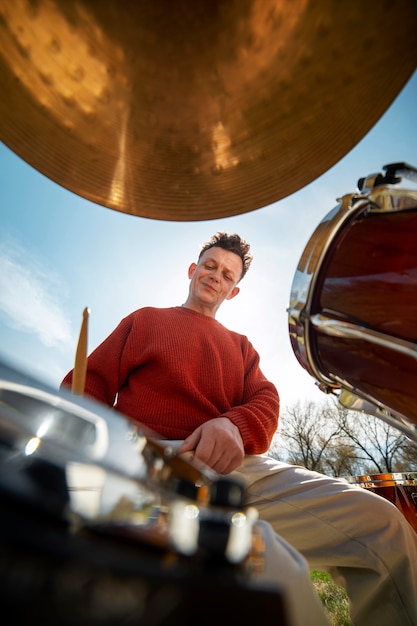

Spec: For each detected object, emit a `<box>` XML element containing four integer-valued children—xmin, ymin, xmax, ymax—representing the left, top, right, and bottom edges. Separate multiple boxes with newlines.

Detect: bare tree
<box><xmin>333</xmin><ymin>403</ymin><xmax>417</xmax><ymax>474</ymax></box>
<box><xmin>397</xmin><ymin>437</ymin><xmax>417</xmax><ymax>471</ymax></box>
<box><xmin>269</xmin><ymin>400</ymin><xmax>343</xmax><ymax>473</ymax></box>
<box><xmin>320</xmin><ymin>440</ymin><xmax>361</xmax><ymax>478</ymax></box>
<box><xmin>270</xmin><ymin>398</ymin><xmax>417</xmax><ymax>476</ymax></box>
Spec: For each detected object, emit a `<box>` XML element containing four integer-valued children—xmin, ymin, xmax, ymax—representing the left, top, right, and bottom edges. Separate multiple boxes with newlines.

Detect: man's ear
<box><xmin>226</xmin><ymin>286</ymin><xmax>240</xmax><ymax>300</ymax></box>
<box><xmin>188</xmin><ymin>262</ymin><xmax>197</xmax><ymax>279</ymax></box>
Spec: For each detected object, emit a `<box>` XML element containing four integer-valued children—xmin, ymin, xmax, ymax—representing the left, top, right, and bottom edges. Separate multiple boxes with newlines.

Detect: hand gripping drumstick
<box><xmin>72</xmin><ymin>307</ymin><xmax>90</xmax><ymax>395</ymax></box>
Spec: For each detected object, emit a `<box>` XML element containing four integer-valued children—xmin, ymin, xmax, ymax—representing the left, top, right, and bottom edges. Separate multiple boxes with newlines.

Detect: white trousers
<box><xmin>233</xmin><ymin>455</ymin><xmax>417</xmax><ymax>626</ymax></box>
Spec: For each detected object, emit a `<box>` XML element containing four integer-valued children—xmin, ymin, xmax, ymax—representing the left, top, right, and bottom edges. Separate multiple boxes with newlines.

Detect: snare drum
<box><xmin>0</xmin><ymin>358</ymin><xmax>254</xmax><ymax>556</ymax></box>
<box><xmin>288</xmin><ymin>163</ymin><xmax>417</xmax><ymax>440</ymax></box>
<box><xmin>345</xmin><ymin>473</ymin><xmax>417</xmax><ymax>533</ymax></box>
<box><xmin>0</xmin><ymin>359</ymin><xmax>287</xmax><ymax>624</ymax></box>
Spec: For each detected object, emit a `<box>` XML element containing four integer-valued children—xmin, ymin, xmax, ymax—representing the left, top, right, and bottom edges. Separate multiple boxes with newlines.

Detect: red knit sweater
<box><xmin>62</xmin><ymin>306</ymin><xmax>279</xmax><ymax>454</ymax></box>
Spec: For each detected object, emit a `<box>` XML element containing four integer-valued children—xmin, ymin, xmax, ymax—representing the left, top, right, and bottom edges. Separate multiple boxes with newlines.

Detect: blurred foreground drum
<box><xmin>0</xmin><ymin>359</ymin><xmax>286</xmax><ymax>625</ymax></box>
<box><xmin>288</xmin><ymin>163</ymin><xmax>417</xmax><ymax>441</ymax></box>
<box><xmin>345</xmin><ymin>473</ymin><xmax>417</xmax><ymax>533</ymax></box>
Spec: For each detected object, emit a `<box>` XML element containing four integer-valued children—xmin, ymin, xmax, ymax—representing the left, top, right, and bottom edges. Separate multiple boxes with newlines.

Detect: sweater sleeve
<box><xmin>61</xmin><ymin>313</ymin><xmax>136</xmax><ymax>406</ymax></box>
<box><xmin>221</xmin><ymin>340</ymin><xmax>279</xmax><ymax>455</ymax></box>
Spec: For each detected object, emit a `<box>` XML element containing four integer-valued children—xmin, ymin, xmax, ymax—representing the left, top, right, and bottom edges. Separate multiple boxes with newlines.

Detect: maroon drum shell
<box><xmin>311</xmin><ymin>209</ymin><xmax>417</xmax><ymax>423</ymax></box>
<box><xmin>347</xmin><ymin>473</ymin><xmax>417</xmax><ymax>533</ymax></box>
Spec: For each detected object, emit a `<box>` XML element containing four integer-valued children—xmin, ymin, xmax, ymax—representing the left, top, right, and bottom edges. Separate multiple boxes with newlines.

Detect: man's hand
<box><xmin>177</xmin><ymin>417</ymin><xmax>245</xmax><ymax>474</ymax></box>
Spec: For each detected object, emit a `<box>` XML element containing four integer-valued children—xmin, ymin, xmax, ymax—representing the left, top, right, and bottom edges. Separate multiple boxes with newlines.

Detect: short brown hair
<box><xmin>198</xmin><ymin>232</ymin><xmax>253</xmax><ymax>281</ymax></box>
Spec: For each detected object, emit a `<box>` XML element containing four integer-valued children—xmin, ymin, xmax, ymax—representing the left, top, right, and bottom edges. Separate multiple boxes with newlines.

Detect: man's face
<box><xmin>187</xmin><ymin>247</ymin><xmax>243</xmax><ymax>313</ymax></box>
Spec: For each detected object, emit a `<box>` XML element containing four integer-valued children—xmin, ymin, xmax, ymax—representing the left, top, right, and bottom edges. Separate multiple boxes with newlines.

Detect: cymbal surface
<box><xmin>0</xmin><ymin>0</ymin><xmax>416</xmax><ymax>221</ymax></box>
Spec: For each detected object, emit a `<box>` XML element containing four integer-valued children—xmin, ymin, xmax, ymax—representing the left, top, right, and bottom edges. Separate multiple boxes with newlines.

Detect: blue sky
<box><xmin>1</xmin><ymin>70</ymin><xmax>416</xmax><ymax>412</ymax></box>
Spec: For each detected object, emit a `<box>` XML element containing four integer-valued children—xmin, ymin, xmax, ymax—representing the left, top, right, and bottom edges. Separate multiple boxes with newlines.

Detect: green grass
<box><xmin>311</xmin><ymin>570</ymin><xmax>352</xmax><ymax>626</ymax></box>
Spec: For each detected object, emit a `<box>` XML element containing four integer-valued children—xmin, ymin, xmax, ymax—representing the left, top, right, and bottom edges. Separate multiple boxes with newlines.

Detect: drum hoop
<box><xmin>0</xmin><ymin>379</ymin><xmax>110</xmax><ymax>458</ymax></box>
<box><xmin>345</xmin><ymin>472</ymin><xmax>417</xmax><ymax>487</ymax></box>
<box><xmin>288</xmin><ymin>194</ymin><xmax>368</xmax><ymax>391</ymax></box>
<box><xmin>287</xmin><ymin>194</ymin><xmax>368</xmax><ymax>390</ymax></box>
<box><xmin>368</xmin><ymin>187</ymin><xmax>417</xmax><ymax>213</ymax></box>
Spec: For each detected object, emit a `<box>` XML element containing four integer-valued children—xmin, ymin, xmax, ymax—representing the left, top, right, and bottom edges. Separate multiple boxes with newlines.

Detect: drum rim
<box><xmin>288</xmin><ymin>193</ymin><xmax>367</xmax><ymax>388</ymax></box>
<box><xmin>344</xmin><ymin>472</ymin><xmax>417</xmax><ymax>486</ymax></box>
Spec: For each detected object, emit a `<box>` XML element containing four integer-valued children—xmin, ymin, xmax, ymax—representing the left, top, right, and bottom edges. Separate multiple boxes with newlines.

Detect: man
<box><xmin>62</xmin><ymin>232</ymin><xmax>417</xmax><ymax>626</ymax></box>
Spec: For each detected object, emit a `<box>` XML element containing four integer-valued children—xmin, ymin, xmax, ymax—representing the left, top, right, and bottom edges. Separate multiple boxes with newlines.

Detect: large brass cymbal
<box><xmin>0</xmin><ymin>1</ymin><xmax>416</xmax><ymax>222</ymax></box>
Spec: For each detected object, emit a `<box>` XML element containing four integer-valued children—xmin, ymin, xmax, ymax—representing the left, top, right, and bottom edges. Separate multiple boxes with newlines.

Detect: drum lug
<box><xmin>317</xmin><ymin>382</ymin><xmax>338</xmax><ymax>395</ymax></box>
<box><xmin>383</xmin><ymin>162</ymin><xmax>417</xmax><ymax>185</ymax></box>
<box><xmin>358</xmin><ymin>163</ymin><xmax>417</xmax><ymax>194</ymax></box>
<box><xmin>357</xmin><ymin>172</ymin><xmax>386</xmax><ymax>194</ymax></box>
<box><xmin>357</xmin><ymin>162</ymin><xmax>417</xmax><ymax>195</ymax></box>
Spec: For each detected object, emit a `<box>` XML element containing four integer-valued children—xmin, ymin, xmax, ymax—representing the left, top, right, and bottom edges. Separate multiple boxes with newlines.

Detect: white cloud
<box><xmin>0</xmin><ymin>239</ymin><xmax>72</xmax><ymax>348</ymax></box>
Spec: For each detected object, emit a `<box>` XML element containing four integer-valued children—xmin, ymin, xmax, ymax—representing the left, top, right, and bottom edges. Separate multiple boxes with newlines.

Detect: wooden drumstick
<box><xmin>72</xmin><ymin>307</ymin><xmax>90</xmax><ymax>395</ymax></box>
